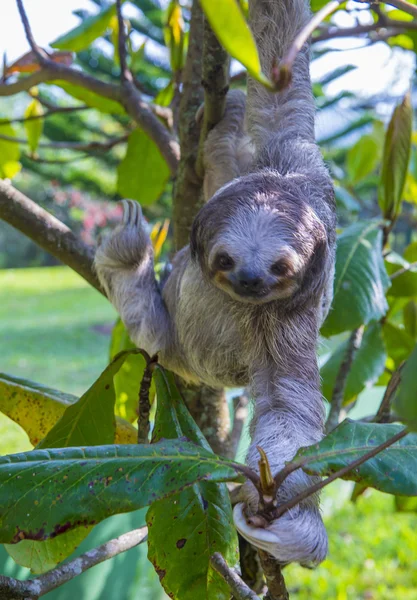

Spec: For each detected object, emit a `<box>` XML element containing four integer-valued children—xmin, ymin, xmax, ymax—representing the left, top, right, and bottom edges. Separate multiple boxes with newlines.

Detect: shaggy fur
<box><xmin>94</xmin><ymin>0</ymin><xmax>336</xmax><ymax>565</ymax></box>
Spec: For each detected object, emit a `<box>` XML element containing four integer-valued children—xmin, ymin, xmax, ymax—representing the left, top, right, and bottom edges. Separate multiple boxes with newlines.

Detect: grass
<box><xmin>1</xmin><ymin>266</ymin><xmax>417</xmax><ymax>600</ymax></box>
<box><xmin>0</xmin><ymin>266</ymin><xmax>116</xmax><ymax>455</ymax></box>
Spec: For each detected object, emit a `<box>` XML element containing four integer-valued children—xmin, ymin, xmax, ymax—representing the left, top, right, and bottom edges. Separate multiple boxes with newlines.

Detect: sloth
<box><xmin>95</xmin><ymin>0</ymin><xmax>336</xmax><ymax>566</ymax></box>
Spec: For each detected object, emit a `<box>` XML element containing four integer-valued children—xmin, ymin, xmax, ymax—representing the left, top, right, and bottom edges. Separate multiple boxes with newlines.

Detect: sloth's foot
<box><xmin>233</xmin><ymin>483</ymin><xmax>328</xmax><ymax>567</ymax></box>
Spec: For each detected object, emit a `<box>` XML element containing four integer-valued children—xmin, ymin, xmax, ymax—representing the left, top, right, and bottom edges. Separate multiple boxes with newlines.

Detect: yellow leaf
<box><xmin>24</xmin><ymin>99</ymin><xmax>44</xmax><ymax>154</ymax></box>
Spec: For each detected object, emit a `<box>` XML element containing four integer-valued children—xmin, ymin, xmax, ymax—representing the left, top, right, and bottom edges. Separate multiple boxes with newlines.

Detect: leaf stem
<box><xmin>273</xmin><ymin>427</ymin><xmax>409</xmax><ymax>519</ymax></box>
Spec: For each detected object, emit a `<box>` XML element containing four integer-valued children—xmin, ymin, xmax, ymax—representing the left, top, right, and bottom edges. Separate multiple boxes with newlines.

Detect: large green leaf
<box><xmin>346</xmin><ymin>135</ymin><xmax>380</xmax><ymax>185</ymax></box>
<box><xmin>199</xmin><ymin>0</ymin><xmax>271</xmax><ymax>88</ymax></box>
<box><xmin>298</xmin><ymin>420</ymin><xmax>417</xmax><ymax>496</ymax></box>
<box><xmin>321</xmin><ymin>323</ymin><xmax>386</xmax><ymax>406</ymax></box>
<box><xmin>50</xmin><ymin>81</ymin><xmax>125</xmax><ymax>115</ymax></box>
<box><xmin>117</xmin><ymin>129</ymin><xmax>170</xmax><ymax>204</ymax></box>
<box><xmin>393</xmin><ymin>343</ymin><xmax>417</xmax><ymax>431</ymax></box>
<box><xmin>147</xmin><ymin>369</ymin><xmax>238</xmax><ymax>600</ymax></box>
<box><xmin>321</xmin><ymin>221</ymin><xmax>390</xmax><ymax>337</ymax></box>
<box><xmin>37</xmin><ymin>351</ymin><xmax>137</xmax><ymax>449</ymax></box>
<box><xmin>382</xmin><ymin>322</ymin><xmax>415</xmax><ymax>367</ymax></box>
<box><xmin>378</xmin><ymin>92</ymin><xmax>412</xmax><ymax>220</ymax></box>
<box><xmin>51</xmin><ymin>4</ymin><xmax>117</xmax><ymax>52</ymax></box>
<box><xmin>109</xmin><ymin>319</ymin><xmax>151</xmax><ymax>423</ymax></box>
<box><xmin>0</xmin><ymin>442</ymin><xmax>241</xmax><ymax>544</ymax></box>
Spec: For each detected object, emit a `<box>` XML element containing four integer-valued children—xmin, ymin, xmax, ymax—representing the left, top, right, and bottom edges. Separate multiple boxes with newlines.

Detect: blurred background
<box><xmin>0</xmin><ymin>1</ymin><xmax>417</xmax><ymax>598</ymax></box>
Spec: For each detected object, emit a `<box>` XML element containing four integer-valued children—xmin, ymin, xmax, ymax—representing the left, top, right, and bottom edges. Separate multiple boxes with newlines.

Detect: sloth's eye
<box><xmin>216</xmin><ymin>254</ymin><xmax>234</xmax><ymax>271</ymax></box>
<box><xmin>271</xmin><ymin>260</ymin><xmax>288</xmax><ymax>277</ymax></box>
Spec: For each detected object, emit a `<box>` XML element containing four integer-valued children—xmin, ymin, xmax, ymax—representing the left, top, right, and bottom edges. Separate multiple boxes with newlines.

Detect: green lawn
<box><xmin>1</xmin><ymin>266</ymin><xmax>416</xmax><ymax>600</ymax></box>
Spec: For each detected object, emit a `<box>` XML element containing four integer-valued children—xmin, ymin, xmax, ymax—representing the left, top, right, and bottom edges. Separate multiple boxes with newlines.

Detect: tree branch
<box><xmin>313</xmin><ymin>18</ymin><xmax>417</xmax><ymax>42</ymax></box>
<box><xmin>326</xmin><ymin>326</ymin><xmax>364</xmax><ymax>433</ymax></box>
<box><xmin>257</xmin><ymin>551</ymin><xmax>289</xmax><ymax>600</ymax></box>
<box><xmin>172</xmin><ymin>0</ymin><xmax>205</xmax><ymax>250</ymax></box>
<box><xmin>195</xmin><ymin>18</ymin><xmax>230</xmax><ymax>178</ymax></box>
<box><xmin>13</xmin><ymin>0</ymin><xmax>179</xmax><ymax>175</ymax></box>
<box><xmin>0</xmin><ymin>133</ymin><xmax>128</xmax><ymax>153</ymax></box>
<box><xmin>0</xmin><ymin>180</ymin><xmax>103</xmax><ymax>294</ymax></box>
<box><xmin>210</xmin><ymin>553</ymin><xmax>260</xmax><ymax>600</ymax></box>
<box><xmin>0</xmin><ymin>527</ymin><xmax>148</xmax><ymax>599</ymax></box>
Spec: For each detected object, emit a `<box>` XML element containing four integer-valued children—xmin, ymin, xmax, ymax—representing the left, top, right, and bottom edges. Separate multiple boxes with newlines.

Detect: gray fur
<box><xmin>94</xmin><ymin>0</ymin><xmax>336</xmax><ymax>566</ymax></box>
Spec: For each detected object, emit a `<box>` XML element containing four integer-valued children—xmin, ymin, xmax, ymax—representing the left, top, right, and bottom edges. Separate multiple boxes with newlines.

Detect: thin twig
<box><xmin>374</xmin><ymin>363</ymin><xmax>404</xmax><ymax>423</ymax></box>
<box><xmin>390</xmin><ymin>261</ymin><xmax>417</xmax><ymax>280</ymax></box>
<box><xmin>355</xmin><ymin>0</ymin><xmax>417</xmax><ymax>19</ymax></box>
<box><xmin>275</xmin><ymin>0</ymin><xmax>345</xmax><ymax>89</ymax></box>
<box><xmin>210</xmin><ymin>553</ymin><xmax>260</xmax><ymax>600</ymax></box>
<box><xmin>0</xmin><ymin>180</ymin><xmax>103</xmax><ymax>294</ymax></box>
<box><xmin>0</xmin><ymin>105</ymin><xmax>90</xmax><ymax>125</ymax></box>
<box><xmin>116</xmin><ymin>0</ymin><xmax>131</xmax><ymax>83</ymax></box>
<box><xmin>273</xmin><ymin>428</ymin><xmax>409</xmax><ymax>519</ymax></box>
<box><xmin>257</xmin><ymin>551</ymin><xmax>289</xmax><ymax>600</ymax></box>
<box><xmin>137</xmin><ymin>353</ymin><xmax>158</xmax><ymax>444</ymax></box>
<box><xmin>16</xmin><ymin>0</ymin><xmax>49</xmax><ymax>63</ymax></box>
<box><xmin>326</xmin><ymin>326</ymin><xmax>364</xmax><ymax>433</ymax></box>
<box><xmin>0</xmin><ymin>133</ymin><xmax>128</xmax><ymax>153</ymax></box>
<box><xmin>313</xmin><ymin>18</ymin><xmax>417</xmax><ymax>42</ymax></box>
<box><xmin>0</xmin><ymin>527</ymin><xmax>148</xmax><ymax>600</ymax></box>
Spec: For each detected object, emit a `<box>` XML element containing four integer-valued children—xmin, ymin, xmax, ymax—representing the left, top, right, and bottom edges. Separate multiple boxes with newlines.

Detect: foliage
<box><xmin>2</xmin><ymin>0</ymin><xmax>417</xmax><ymax>598</ymax></box>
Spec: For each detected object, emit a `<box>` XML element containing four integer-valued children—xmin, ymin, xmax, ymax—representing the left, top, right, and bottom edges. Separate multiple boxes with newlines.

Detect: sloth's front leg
<box><xmin>94</xmin><ymin>199</ymin><xmax>171</xmax><ymax>356</ymax></box>
<box><xmin>234</xmin><ymin>364</ymin><xmax>328</xmax><ymax>566</ymax></box>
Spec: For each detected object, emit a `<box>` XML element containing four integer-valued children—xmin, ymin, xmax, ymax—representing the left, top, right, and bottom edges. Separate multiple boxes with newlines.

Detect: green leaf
<box><xmin>164</xmin><ymin>1</ymin><xmax>186</xmax><ymax>72</ymax></box>
<box><xmin>382</xmin><ymin>322</ymin><xmax>415</xmax><ymax>367</ymax></box>
<box><xmin>51</xmin><ymin>4</ymin><xmax>117</xmax><ymax>52</ymax></box>
<box><xmin>2</xmin><ymin>353</ymin><xmax>139</xmax><ymax>572</ymax></box>
<box><xmin>0</xmin><ymin>441</ymin><xmax>241</xmax><ymax>544</ymax></box>
<box><xmin>110</xmin><ymin>319</ymin><xmax>151</xmax><ymax>423</ymax></box>
<box><xmin>5</xmin><ymin>527</ymin><xmax>91</xmax><ymax>575</ymax></box>
<box><xmin>199</xmin><ymin>0</ymin><xmax>271</xmax><ymax>88</ymax></box>
<box><xmin>395</xmin><ymin>496</ymin><xmax>417</xmax><ymax>512</ymax></box>
<box><xmin>385</xmin><ymin>250</ymin><xmax>417</xmax><ymax>298</ymax></box>
<box><xmin>0</xmin><ymin>122</ymin><xmax>21</xmax><ymax>179</ymax></box>
<box><xmin>321</xmin><ymin>221</ymin><xmax>390</xmax><ymax>337</ymax></box>
<box><xmin>147</xmin><ymin>369</ymin><xmax>238</xmax><ymax>600</ymax></box>
<box><xmin>117</xmin><ymin>129</ymin><xmax>170</xmax><ymax>204</ymax></box>
<box><xmin>321</xmin><ymin>323</ymin><xmax>386</xmax><ymax>406</ymax></box>
<box><xmin>50</xmin><ymin>81</ymin><xmax>125</xmax><ymax>115</ymax></box>
<box><xmin>24</xmin><ymin>99</ymin><xmax>43</xmax><ymax>154</ymax></box>
<box><xmin>346</xmin><ymin>135</ymin><xmax>380</xmax><ymax>185</ymax></box>
<box><xmin>393</xmin><ymin>343</ymin><xmax>417</xmax><ymax>431</ymax></box>
<box><xmin>37</xmin><ymin>350</ymin><xmax>141</xmax><ymax>449</ymax></box>
<box><xmin>404</xmin><ymin>300</ymin><xmax>417</xmax><ymax>340</ymax></box>
<box><xmin>378</xmin><ymin>92</ymin><xmax>413</xmax><ymax>220</ymax></box>
<box><xmin>298</xmin><ymin>420</ymin><xmax>417</xmax><ymax>496</ymax></box>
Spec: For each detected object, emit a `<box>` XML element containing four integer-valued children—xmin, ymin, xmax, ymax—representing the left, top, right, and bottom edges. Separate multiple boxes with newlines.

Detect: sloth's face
<box><xmin>206</xmin><ymin>209</ymin><xmax>309</xmax><ymax>304</ymax></box>
<box><xmin>190</xmin><ymin>174</ymin><xmax>329</xmax><ymax>305</ymax></box>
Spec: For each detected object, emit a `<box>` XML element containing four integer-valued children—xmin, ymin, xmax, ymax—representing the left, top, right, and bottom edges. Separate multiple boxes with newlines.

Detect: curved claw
<box><xmin>233</xmin><ymin>503</ymin><xmax>281</xmax><ymax>556</ymax></box>
<box><xmin>121</xmin><ymin>199</ymin><xmax>142</xmax><ymax>227</ymax></box>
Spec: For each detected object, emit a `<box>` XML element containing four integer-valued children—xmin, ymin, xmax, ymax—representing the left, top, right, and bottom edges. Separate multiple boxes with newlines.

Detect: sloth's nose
<box><xmin>237</xmin><ymin>270</ymin><xmax>263</xmax><ymax>293</ymax></box>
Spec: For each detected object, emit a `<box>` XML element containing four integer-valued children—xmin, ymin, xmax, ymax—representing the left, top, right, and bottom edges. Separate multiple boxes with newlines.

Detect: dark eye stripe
<box><xmin>216</xmin><ymin>254</ymin><xmax>234</xmax><ymax>271</ymax></box>
<box><xmin>271</xmin><ymin>261</ymin><xmax>289</xmax><ymax>276</ymax></box>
